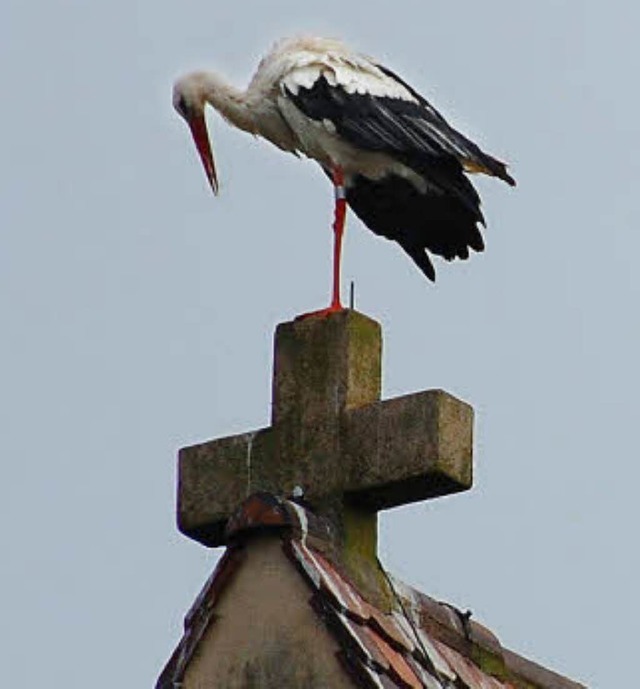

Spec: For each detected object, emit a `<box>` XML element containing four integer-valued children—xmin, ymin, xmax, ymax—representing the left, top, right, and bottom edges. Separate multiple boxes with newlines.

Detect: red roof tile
<box><xmin>361</xmin><ymin>626</ymin><xmax>422</xmax><ymax>689</ymax></box>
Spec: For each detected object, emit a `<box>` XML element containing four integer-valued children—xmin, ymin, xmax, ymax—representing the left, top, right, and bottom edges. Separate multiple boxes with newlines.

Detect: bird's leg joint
<box><xmin>332</xmin><ymin>166</ymin><xmax>347</xmax><ymax>234</ymax></box>
<box><xmin>332</xmin><ymin>166</ymin><xmax>346</xmax><ymax>200</ymax></box>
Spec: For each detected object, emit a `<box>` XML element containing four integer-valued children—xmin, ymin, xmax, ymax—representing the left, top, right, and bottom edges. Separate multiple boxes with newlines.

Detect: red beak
<box><xmin>187</xmin><ymin>113</ymin><xmax>219</xmax><ymax>195</ymax></box>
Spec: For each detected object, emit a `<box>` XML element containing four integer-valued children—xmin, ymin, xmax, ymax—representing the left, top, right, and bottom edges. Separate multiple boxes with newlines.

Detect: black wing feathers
<box><xmin>344</xmin><ymin>173</ymin><xmax>484</xmax><ymax>282</ymax></box>
<box><xmin>375</xmin><ymin>64</ymin><xmax>516</xmax><ymax>187</ymax></box>
<box><xmin>285</xmin><ymin>76</ymin><xmax>481</xmax><ymax>216</ymax></box>
<box><xmin>286</xmin><ymin>69</ymin><xmax>513</xmax><ymax>281</ymax></box>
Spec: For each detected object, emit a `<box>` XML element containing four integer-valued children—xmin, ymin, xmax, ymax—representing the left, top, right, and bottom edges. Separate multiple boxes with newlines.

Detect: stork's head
<box><xmin>173</xmin><ymin>73</ymin><xmax>219</xmax><ymax>194</ymax></box>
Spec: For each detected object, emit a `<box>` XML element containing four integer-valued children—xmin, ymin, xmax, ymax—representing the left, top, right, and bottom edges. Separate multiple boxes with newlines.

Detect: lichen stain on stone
<box><xmin>471</xmin><ymin>644</ymin><xmax>508</xmax><ymax>683</ymax></box>
<box><xmin>342</xmin><ymin>506</ymin><xmax>394</xmax><ymax>610</ymax></box>
<box><xmin>345</xmin><ymin>311</ymin><xmax>382</xmax><ymax>409</ymax></box>
<box><xmin>239</xmin><ymin>637</ymin><xmax>336</xmax><ymax>688</ymax></box>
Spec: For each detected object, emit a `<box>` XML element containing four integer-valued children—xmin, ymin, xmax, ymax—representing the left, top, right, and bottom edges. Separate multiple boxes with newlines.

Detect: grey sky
<box><xmin>2</xmin><ymin>1</ymin><xmax>637</xmax><ymax>686</ymax></box>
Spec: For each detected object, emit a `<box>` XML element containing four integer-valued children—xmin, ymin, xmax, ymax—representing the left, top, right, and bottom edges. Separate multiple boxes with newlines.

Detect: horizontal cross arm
<box><xmin>178</xmin><ymin>427</ymin><xmax>273</xmax><ymax>545</ymax></box>
<box><xmin>342</xmin><ymin>389</ymin><xmax>473</xmax><ymax>510</ymax></box>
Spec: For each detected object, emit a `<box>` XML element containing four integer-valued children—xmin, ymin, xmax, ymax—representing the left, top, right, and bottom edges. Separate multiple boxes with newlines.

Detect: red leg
<box><xmin>329</xmin><ymin>167</ymin><xmax>346</xmax><ymax>311</ymax></box>
<box><xmin>297</xmin><ymin>166</ymin><xmax>347</xmax><ymax>320</ymax></box>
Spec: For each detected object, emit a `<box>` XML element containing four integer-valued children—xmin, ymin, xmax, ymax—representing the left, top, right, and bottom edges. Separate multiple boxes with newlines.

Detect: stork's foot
<box><xmin>295</xmin><ymin>302</ymin><xmax>345</xmax><ymax>321</ymax></box>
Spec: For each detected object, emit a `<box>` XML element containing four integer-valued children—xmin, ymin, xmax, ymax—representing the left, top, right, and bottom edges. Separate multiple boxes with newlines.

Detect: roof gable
<box><xmin>157</xmin><ymin>493</ymin><xmax>585</xmax><ymax>689</ymax></box>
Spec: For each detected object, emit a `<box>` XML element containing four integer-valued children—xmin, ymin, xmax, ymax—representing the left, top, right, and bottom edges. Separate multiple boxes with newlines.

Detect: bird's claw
<box><xmin>295</xmin><ymin>303</ymin><xmax>346</xmax><ymax>321</ymax></box>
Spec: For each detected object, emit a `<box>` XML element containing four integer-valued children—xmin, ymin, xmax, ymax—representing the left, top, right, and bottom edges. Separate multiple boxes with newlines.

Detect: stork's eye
<box><xmin>175</xmin><ymin>94</ymin><xmax>190</xmax><ymax>117</ymax></box>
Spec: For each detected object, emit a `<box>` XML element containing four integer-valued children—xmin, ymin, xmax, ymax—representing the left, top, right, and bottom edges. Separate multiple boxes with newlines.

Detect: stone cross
<box><xmin>178</xmin><ymin>310</ymin><xmax>473</xmax><ymax>595</ymax></box>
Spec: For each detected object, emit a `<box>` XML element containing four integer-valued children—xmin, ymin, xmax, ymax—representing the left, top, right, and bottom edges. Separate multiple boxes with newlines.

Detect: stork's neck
<box><xmin>192</xmin><ymin>71</ymin><xmax>256</xmax><ymax>134</ymax></box>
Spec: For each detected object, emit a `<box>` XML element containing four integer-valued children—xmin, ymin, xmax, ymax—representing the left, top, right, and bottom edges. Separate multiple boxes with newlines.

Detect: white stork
<box><xmin>173</xmin><ymin>36</ymin><xmax>515</xmax><ymax>314</ymax></box>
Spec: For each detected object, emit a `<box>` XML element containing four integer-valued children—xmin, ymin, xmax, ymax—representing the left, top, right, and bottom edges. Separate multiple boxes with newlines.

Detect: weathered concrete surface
<box><xmin>181</xmin><ymin>537</ymin><xmax>355</xmax><ymax>689</ymax></box>
<box><xmin>272</xmin><ymin>309</ymin><xmax>382</xmax><ymax>426</ymax></box>
<box><xmin>178</xmin><ymin>310</ymin><xmax>473</xmax><ymax>558</ymax></box>
<box><xmin>343</xmin><ymin>389</ymin><xmax>473</xmax><ymax>509</ymax></box>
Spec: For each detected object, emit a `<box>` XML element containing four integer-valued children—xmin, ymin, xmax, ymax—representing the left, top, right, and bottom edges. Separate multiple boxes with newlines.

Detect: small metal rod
<box><xmin>349</xmin><ymin>280</ymin><xmax>355</xmax><ymax>310</ymax></box>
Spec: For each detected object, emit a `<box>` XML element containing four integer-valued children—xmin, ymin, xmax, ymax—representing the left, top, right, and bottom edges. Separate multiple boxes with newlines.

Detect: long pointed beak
<box><xmin>187</xmin><ymin>113</ymin><xmax>219</xmax><ymax>195</ymax></box>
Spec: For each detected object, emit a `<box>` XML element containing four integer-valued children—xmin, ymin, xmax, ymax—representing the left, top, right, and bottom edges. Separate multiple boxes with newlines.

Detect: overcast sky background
<box><xmin>2</xmin><ymin>1</ymin><xmax>638</xmax><ymax>686</ymax></box>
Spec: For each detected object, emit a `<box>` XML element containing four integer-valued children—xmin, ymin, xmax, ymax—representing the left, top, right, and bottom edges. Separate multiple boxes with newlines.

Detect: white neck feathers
<box><xmin>188</xmin><ymin>71</ymin><xmax>257</xmax><ymax>134</ymax></box>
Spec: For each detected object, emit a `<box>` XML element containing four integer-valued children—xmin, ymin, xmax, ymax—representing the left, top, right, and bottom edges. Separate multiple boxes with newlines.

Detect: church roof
<box><xmin>157</xmin><ymin>493</ymin><xmax>585</xmax><ymax>689</ymax></box>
